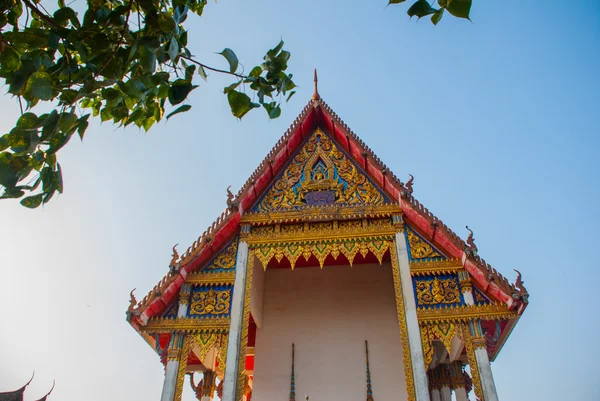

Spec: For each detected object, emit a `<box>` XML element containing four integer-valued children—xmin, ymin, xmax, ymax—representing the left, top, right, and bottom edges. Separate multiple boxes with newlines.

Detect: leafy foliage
<box><xmin>389</xmin><ymin>0</ymin><xmax>472</xmax><ymax>23</ymax></box>
<box><xmin>0</xmin><ymin>0</ymin><xmax>295</xmax><ymax>206</ymax></box>
<box><xmin>0</xmin><ymin>0</ymin><xmax>474</xmax><ymax>207</ymax></box>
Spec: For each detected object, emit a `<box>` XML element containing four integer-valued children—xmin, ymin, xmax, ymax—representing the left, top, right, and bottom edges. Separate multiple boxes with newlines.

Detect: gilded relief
<box><xmin>415</xmin><ymin>276</ymin><xmax>461</xmax><ymax>305</ymax></box>
<box><xmin>406</xmin><ymin>227</ymin><xmax>442</xmax><ymax>259</ymax></box>
<box><xmin>256</xmin><ymin>129</ymin><xmax>385</xmax><ymax>212</ymax></box>
<box><xmin>190</xmin><ymin>289</ymin><xmax>231</xmax><ymax>316</ymax></box>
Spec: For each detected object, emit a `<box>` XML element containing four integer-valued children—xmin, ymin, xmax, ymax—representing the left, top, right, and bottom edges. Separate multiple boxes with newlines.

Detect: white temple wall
<box><xmin>252</xmin><ymin>262</ymin><xmax>408</xmax><ymax>401</ymax></box>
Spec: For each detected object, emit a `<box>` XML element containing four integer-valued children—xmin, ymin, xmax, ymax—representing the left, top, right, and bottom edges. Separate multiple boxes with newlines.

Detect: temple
<box><xmin>126</xmin><ymin>72</ymin><xmax>529</xmax><ymax>401</ymax></box>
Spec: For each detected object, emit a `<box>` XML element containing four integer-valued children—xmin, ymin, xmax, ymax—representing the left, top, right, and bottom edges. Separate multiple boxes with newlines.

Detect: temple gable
<box><xmin>254</xmin><ymin>128</ymin><xmax>388</xmax><ymax>212</ymax></box>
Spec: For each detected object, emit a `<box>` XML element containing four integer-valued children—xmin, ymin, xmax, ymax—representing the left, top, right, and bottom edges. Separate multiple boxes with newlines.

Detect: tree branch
<box><xmin>21</xmin><ymin>0</ymin><xmax>60</xmax><ymax>28</ymax></box>
<box><xmin>180</xmin><ymin>55</ymin><xmax>247</xmax><ymax>79</ymax></box>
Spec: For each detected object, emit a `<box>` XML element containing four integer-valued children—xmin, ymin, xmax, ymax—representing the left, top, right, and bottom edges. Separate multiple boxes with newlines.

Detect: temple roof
<box><xmin>128</xmin><ymin>76</ymin><xmax>528</xmax><ymax>330</ymax></box>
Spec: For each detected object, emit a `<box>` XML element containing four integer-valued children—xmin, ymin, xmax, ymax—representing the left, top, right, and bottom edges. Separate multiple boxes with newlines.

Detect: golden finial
<box><xmin>312</xmin><ymin>69</ymin><xmax>320</xmax><ymax>100</ymax></box>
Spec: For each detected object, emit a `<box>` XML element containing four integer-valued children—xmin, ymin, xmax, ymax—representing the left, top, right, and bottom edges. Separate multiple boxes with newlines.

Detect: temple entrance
<box><xmin>251</xmin><ymin>258</ymin><xmax>408</xmax><ymax>401</ymax></box>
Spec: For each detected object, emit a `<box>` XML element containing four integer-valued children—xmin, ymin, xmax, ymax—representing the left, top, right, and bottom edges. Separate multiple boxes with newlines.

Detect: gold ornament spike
<box><xmin>290</xmin><ymin>343</ymin><xmax>296</xmax><ymax>401</ymax></box>
<box><xmin>365</xmin><ymin>340</ymin><xmax>374</xmax><ymax>401</ymax></box>
<box><xmin>312</xmin><ymin>69</ymin><xmax>320</xmax><ymax>100</ymax></box>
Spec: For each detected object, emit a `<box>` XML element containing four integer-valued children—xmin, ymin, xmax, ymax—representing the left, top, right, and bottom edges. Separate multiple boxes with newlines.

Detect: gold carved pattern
<box><xmin>236</xmin><ymin>254</ymin><xmax>254</xmax><ymax>401</ymax></box>
<box><xmin>430</xmin><ymin>321</ymin><xmax>458</xmax><ymax>354</ymax></box>
<box><xmin>461</xmin><ymin>325</ymin><xmax>485</xmax><ymax>401</ymax></box>
<box><xmin>410</xmin><ymin>259</ymin><xmax>462</xmax><ymax>276</ymax></box>
<box><xmin>140</xmin><ymin>317</ymin><xmax>230</xmax><ymax>334</ymax></box>
<box><xmin>242</xmin><ymin>203</ymin><xmax>401</xmax><ymax>225</ymax></box>
<box><xmin>253</xmin><ymin>238</ymin><xmax>393</xmax><ymax>269</ymax></box>
<box><xmin>195</xmin><ymin>332</ymin><xmax>221</xmax><ymax>362</ymax></box>
<box><xmin>175</xmin><ymin>335</ymin><xmax>194</xmax><ymax>401</ymax></box>
<box><xmin>406</xmin><ymin>228</ymin><xmax>442</xmax><ymax>259</ymax></box>
<box><xmin>190</xmin><ymin>289</ymin><xmax>231</xmax><ymax>316</ymax></box>
<box><xmin>257</xmin><ymin>128</ymin><xmax>384</xmax><ymax>212</ymax></box>
<box><xmin>215</xmin><ymin>333</ymin><xmax>228</xmax><ymax>373</ymax></box>
<box><xmin>205</xmin><ymin>241</ymin><xmax>238</xmax><ymax>270</ymax></box>
<box><xmin>248</xmin><ymin>217</ymin><xmax>395</xmax><ymax>245</ymax></box>
<box><xmin>415</xmin><ymin>277</ymin><xmax>461</xmax><ymax>305</ymax></box>
<box><xmin>187</xmin><ymin>271</ymin><xmax>235</xmax><ymax>286</ymax></box>
<box><xmin>417</xmin><ymin>303</ymin><xmax>516</xmax><ymax>323</ymax></box>
<box><xmin>420</xmin><ymin>325</ymin><xmax>435</xmax><ymax>368</ymax></box>
<box><xmin>390</xmin><ymin>241</ymin><xmax>416</xmax><ymax>401</ymax></box>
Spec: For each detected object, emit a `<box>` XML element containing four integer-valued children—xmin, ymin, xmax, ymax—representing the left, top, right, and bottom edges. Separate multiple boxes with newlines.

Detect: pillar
<box><xmin>428</xmin><ymin>369</ymin><xmax>441</xmax><ymax>401</ymax></box>
<box><xmin>222</xmin><ymin>225</ymin><xmax>251</xmax><ymax>401</ymax></box>
<box><xmin>439</xmin><ymin>386</ymin><xmax>452</xmax><ymax>401</ymax></box>
<box><xmin>475</xmin><ymin>345</ymin><xmax>499</xmax><ymax>401</ymax></box>
<box><xmin>464</xmin><ymin>321</ymin><xmax>499</xmax><ymax>401</ymax></box>
<box><xmin>177</xmin><ymin>284</ymin><xmax>191</xmax><ymax>317</ymax></box>
<box><xmin>448</xmin><ymin>361</ymin><xmax>469</xmax><ymax>401</ymax></box>
<box><xmin>161</xmin><ymin>334</ymin><xmax>184</xmax><ymax>401</ymax></box>
<box><xmin>393</xmin><ymin>214</ymin><xmax>431</xmax><ymax>401</ymax></box>
<box><xmin>201</xmin><ymin>370</ymin><xmax>217</xmax><ymax>401</ymax></box>
<box><xmin>438</xmin><ymin>365</ymin><xmax>452</xmax><ymax>401</ymax></box>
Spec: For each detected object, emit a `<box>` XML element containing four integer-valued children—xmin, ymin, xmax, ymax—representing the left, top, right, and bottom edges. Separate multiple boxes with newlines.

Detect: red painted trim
<box><xmin>137</xmin><ymin>98</ymin><xmax>521</xmax><ymax>323</ymax></box>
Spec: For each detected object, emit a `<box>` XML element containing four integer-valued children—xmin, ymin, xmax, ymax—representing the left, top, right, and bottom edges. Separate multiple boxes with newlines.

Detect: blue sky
<box><xmin>1</xmin><ymin>1</ymin><xmax>598</xmax><ymax>400</ymax></box>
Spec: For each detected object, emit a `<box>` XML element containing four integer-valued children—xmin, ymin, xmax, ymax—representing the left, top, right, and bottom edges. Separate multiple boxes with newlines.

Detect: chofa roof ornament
<box><xmin>465</xmin><ymin>225</ymin><xmax>478</xmax><ymax>256</ymax></box>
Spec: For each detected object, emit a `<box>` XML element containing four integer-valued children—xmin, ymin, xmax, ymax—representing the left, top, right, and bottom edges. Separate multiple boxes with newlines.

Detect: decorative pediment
<box><xmin>405</xmin><ymin>226</ymin><xmax>446</xmax><ymax>262</ymax></box>
<box><xmin>255</xmin><ymin>128</ymin><xmax>387</xmax><ymax>212</ymax></box>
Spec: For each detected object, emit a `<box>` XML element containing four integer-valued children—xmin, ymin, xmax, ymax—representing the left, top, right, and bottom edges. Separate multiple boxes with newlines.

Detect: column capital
<box><xmin>239</xmin><ymin>224</ymin><xmax>252</xmax><ymax>240</ymax></box>
<box><xmin>392</xmin><ymin>213</ymin><xmax>404</xmax><ymax>232</ymax></box>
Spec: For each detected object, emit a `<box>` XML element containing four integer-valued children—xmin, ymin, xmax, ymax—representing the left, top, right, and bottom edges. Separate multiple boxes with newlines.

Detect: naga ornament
<box><xmin>465</xmin><ymin>226</ymin><xmax>478</xmax><ymax>256</ymax></box>
<box><xmin>405</xmin><ymin>174</ymin><xmax>414</xmax><ymax>196</ymax></box>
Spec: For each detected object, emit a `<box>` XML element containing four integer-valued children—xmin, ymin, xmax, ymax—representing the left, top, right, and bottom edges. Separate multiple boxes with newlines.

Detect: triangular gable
<box><xmin>131</xmin><ymin>90</ymin><xmax>526</xmax><ymax>328</ymax></box>
<box><xmin>254</xmin><ymin>127</ymin><xmax>388</xmax><ymax>212</ymax></box>
<box><xmin>405</xmin><ymin>225</ymin><xmax>447</xmax><ymax>262</ymax></box>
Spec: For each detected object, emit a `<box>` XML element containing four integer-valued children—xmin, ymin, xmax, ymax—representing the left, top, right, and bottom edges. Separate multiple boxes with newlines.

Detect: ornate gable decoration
<box><xmin>405</xmin><ymin>226</ymin><xmax>445</xmax><ymax>261</ymax></box>
<box><xmin>256</xmin><ymin>128</ymin><xmax>386</xmax><ymax>212</ymax></box>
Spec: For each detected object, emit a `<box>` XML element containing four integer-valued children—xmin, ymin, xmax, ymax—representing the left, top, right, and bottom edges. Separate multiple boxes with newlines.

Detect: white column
<box><xmin>475</xmin><ymin>347</ymin><xmax>500</xmax><ymax>401</ymax></box>
<box><xmin>394</xmin><ymin>230</ymin><xmax>431</xmax><ymax>401</ymax></box>
<box><xmin>462</xmin><ymin>290</ymin><xmax>474</xmax><ymax>306</ymax></box>
<box><xmin>222</xmin><ymin>240</ymin><xmax>249</xmax><ymax>401</ymax></box>
<box><xmin>430</xmin><ymin>389</ymin><xmax>441</xmax><ymax>401</ymax></box>
<box><xmin>454</xmin><ymin>387</ymin><xmax>469</xmax><ymax>401</ymax></box>
<box><xmin>160</xmin><ymin>359</ymin><xmax>180</xmax><ymax>401</ymax></box>
<box><xmin>439</xmin><ymin>386</ymin><xmax>452</xmax><ymax>401</ymax></box>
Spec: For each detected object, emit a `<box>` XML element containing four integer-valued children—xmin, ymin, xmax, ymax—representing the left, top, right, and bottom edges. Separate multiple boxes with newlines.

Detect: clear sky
<box><xmin>1</xmin><ymin>1</ymin><xmax>599</xmax><ymax>400</ymax></box>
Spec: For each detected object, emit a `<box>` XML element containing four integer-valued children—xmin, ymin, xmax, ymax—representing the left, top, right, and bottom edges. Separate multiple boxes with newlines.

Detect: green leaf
<box><xmin>0</xmin><ymin>48</ymin><xmax>21</xmax><ymax>72</ymax></box>
<box><xmin>0</xmin><ymin>134</ymin><xmax>9</xmax><ymax>151</ymax></box>
<box><xmin>286</xmin><ymin>91</ymin><xmax>296</xmax><ymax>102</ymax></box>
<box><xmin>25</xmin><ymin>72</ymin><xmax>54</xmax><ymax>101</ymax></box>
<box><xmin>143</xmin><ymin>116</ymin><xmax>156</xmax><ymax>132</ymax></box>
<box><xmin>431</xmin><ymin>8</ymin><xmax>444</xmax><ymax>25</ymax></box>
<box><xmin>218</xmin><ymin>48</ymin><xmax>238</xmax><ymax>74</ymax></box>
<box><xmin>168</xmin><ymin>80</ymin><xmax>197</xmax><ymax>105</ymax></box>
<box><xmin>407</xmin><ymin>0</ymin><xmax>438</xmax><ymax>19</ymax></box>
<box><xmin>20</xmin><ymin>193</ymin><xmax>43</xmax><ymax>208</ymax></box>
<box><xmin>249</xmin><ymin>66</ymin><xmax>262</xmax><ymax>78</ymax></box>
<box><xmin>166</xmin><ymin>104</ymin><xmax>191</xmax><ymax>120</ymax></box>
<box><xmin>168</xmin><ymin>37</ymin><xmax>179</xmax><ymax>61</ymax></box>
<box><xmin>16</xmin><ymin>113</ymin><xmax>39</xmax><ymax>129</ymax></box>
<box><xmin>58</xmin><ymin>112</ymin><xmax>78</xmax><ymax>133</ymax></box>
<box><xmin>444</xmin><ymin>0</ymin><xmax>471</xmax><ymax>19</ymax></box>
<box><xmin>266</xmin><ymin>40</ymin><xmax>284</xmax><ymax>59</ymax></box>
<box><xmin>54</xmin><ymin>163</ymin><xmax>63</xmax><ymax>193</ymax></box>
<box><xmin>139</xmin><ymin>45</ymin><xmax>157</xmax><ymax>74</ymax></box>
<box><xmin>388</xmin><ymin>0</ymin><xmax>406</xmax><ymax>3</ymax></box>
<box><xmin>227</xmin><ymin>90</ymin><xmax>259</xmax><ymax>119</ymax></box>
<box><xmin>223</xmin><ymin>81</ymin><xmax>241</xmax><ymax>94</ymax></box>
<box><xmin>197</xmin><ymin>64</ymin><xmax>207</xmax><ymax>81</ymax></box>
